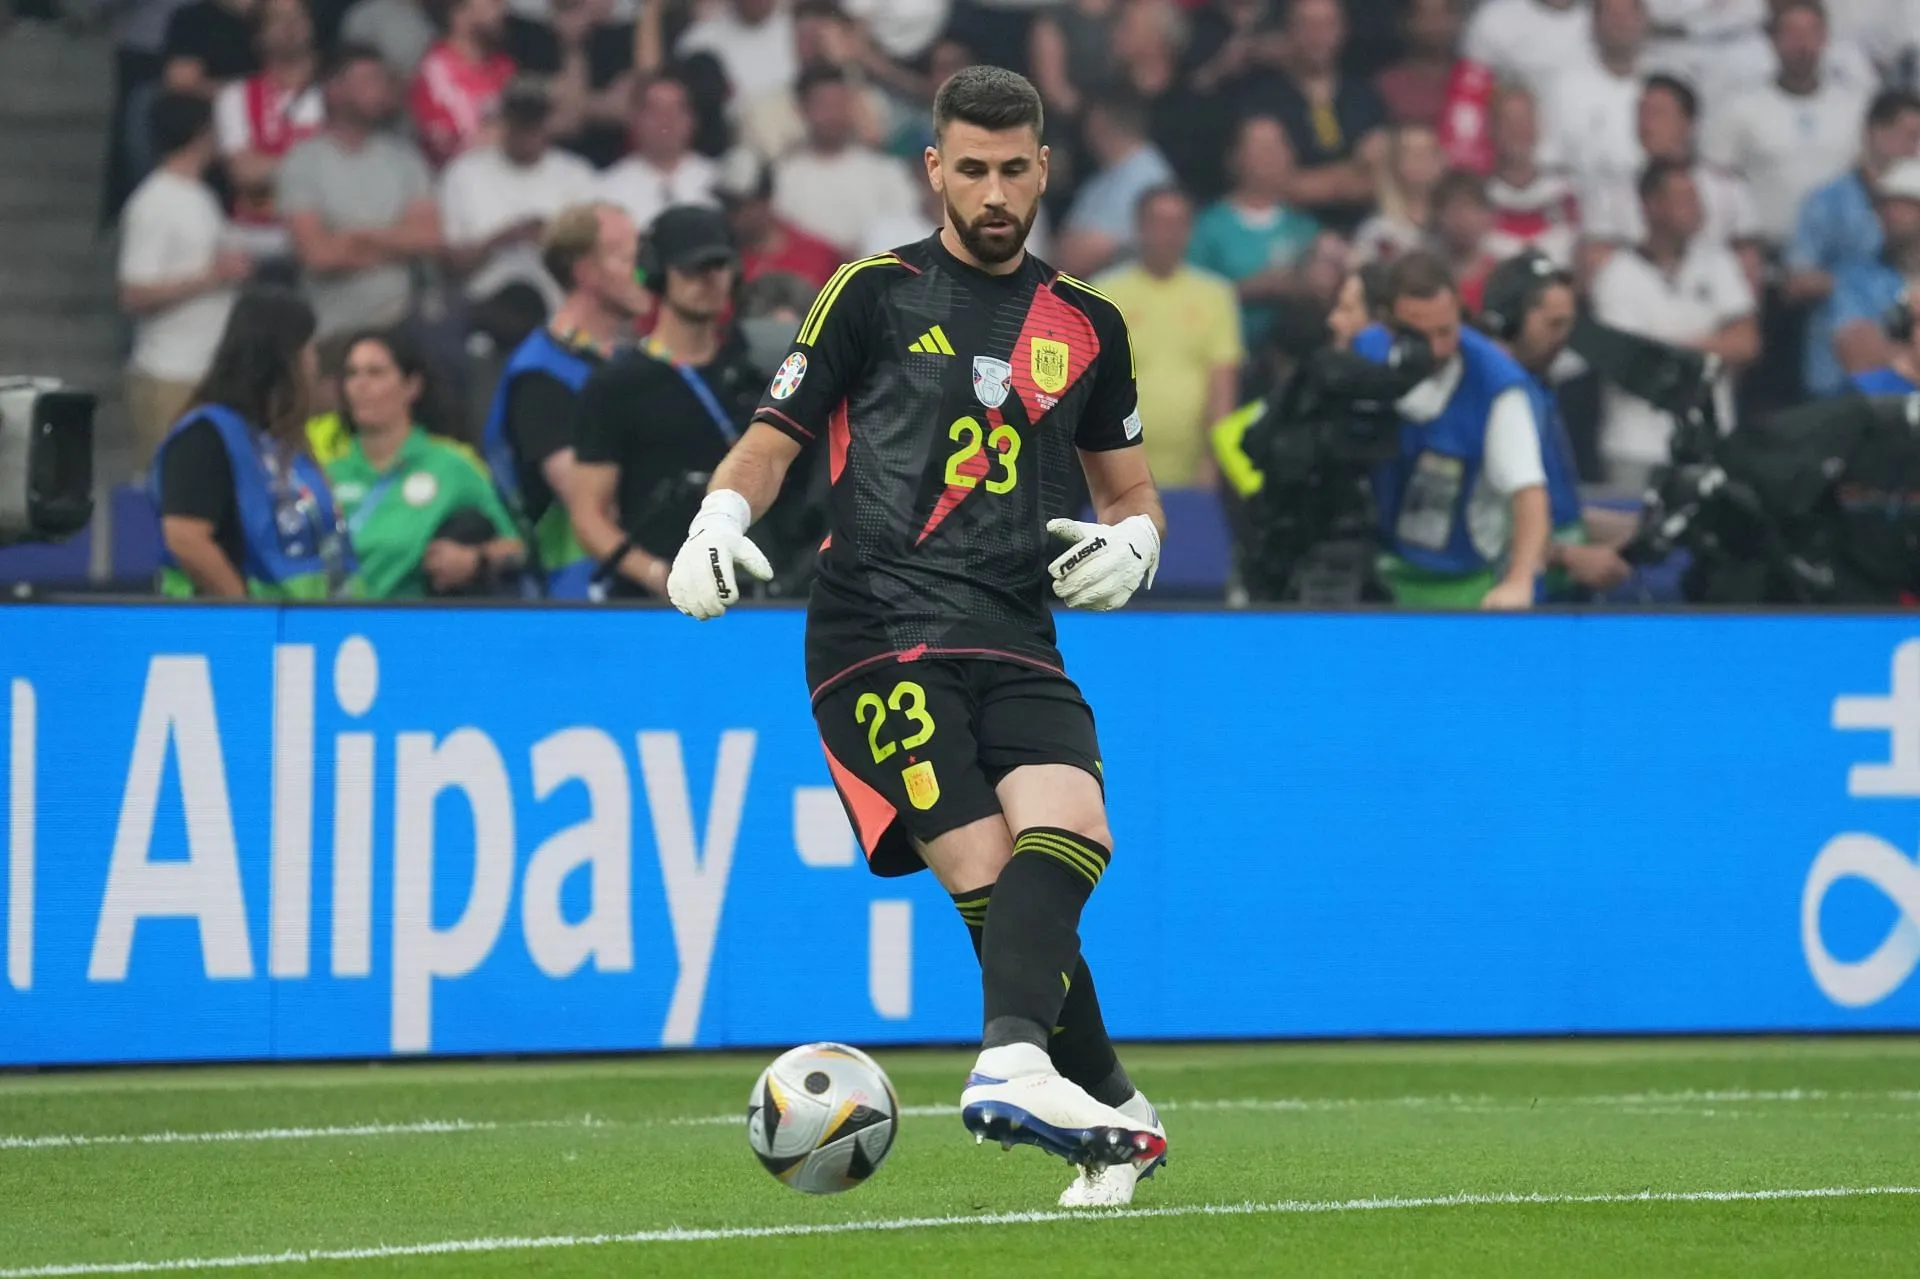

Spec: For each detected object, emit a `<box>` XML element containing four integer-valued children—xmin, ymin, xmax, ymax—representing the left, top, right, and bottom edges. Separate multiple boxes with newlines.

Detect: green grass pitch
<box><xmin>2</xmin><ymin>1038</ymin><xmax>1917</xmax><ymax>1277</ymax></box>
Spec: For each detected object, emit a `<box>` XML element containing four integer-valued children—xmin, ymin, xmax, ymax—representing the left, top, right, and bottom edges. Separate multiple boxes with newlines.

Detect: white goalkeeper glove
<box><xmin>1045</xmin><ymin>514</ymin><xmax>1160</xmax><ymax>612</ymax></box>
<box><xmin>667</xmin><ymin>490</ymin><xmax>772</xmax><ymax>621</ymax></box>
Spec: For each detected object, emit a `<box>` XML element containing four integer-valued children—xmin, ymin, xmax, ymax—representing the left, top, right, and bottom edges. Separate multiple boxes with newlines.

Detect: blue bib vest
<box><xmin>1851</xmin><ymin>366</ymin><xmax>1918</xmax><ymax>395</ymax></box>
<box><xmin>482</xmin><ymin>327</ymin><xmax>595</xmax><ymax>598</ymax></box>
<box><xmin>1359</xmin><ymin>326</ymin><xmax>1532</xmax><ymax>576</ymax></box>
<box><xmin>151</xmin><ymin>404</ymin><xmax>354</xmax><ymax>599</ymax></box>
<box><xmin>1526</xmin><ymin>373</ymin><xmax>1583</xmax><ymax>533</ymax></box>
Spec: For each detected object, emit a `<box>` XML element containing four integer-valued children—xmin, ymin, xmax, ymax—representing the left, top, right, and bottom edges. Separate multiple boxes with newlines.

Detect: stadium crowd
<box><xmin>96</xmin><ymin>0</ymin><xmax>1920</xmax><ymax>601</ymax></box>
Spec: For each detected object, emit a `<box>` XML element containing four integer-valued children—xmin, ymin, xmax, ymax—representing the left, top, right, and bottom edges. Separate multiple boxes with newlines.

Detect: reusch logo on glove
<box><xmin>1054</xmin><ymin>536</ymin><xmax>1108</xmax><ymax>577</ymax></box>
<box><xmin>707</xmin><ymin>548</ymin><xmax>732</xmax><ymax>600</ymax></box>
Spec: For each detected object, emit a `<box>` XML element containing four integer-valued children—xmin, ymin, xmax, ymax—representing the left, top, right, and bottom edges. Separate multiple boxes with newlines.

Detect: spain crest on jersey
<box><xmin>972</xmin><ymin>356</ymin><xmax>1012</xmax><ymax>409</ymax></box>
<box><xmin>1031</xmin><ymin>338</ymin><xmax>1069</xmax><ymax>395</ymax></box>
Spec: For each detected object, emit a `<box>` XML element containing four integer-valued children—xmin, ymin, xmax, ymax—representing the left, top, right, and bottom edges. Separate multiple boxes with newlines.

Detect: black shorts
<box><xmin>813</xmin><ymin>659</ymin><xmax>1104</xmax><ymax>877</ymax></box>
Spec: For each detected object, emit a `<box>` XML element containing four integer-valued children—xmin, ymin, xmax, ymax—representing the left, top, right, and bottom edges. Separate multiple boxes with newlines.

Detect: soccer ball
<box><xmin>747</xmin><ymin>1042</ymin><xmax>899</xmax><ymax>1194</ymax></box>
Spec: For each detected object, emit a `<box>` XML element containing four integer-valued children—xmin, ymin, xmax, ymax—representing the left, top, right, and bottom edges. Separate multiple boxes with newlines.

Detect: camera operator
<box><xmin>1850</xmin><ymin>291</ymin><xmax>1920</xmax><ymax>394</ymax></box>
<box><xmin>569</xmin><ymin>204</ymin><xmax>760</xmax><ymax>600</ymax></box>
<box><xmin>1477</xmin><ymin>251</ymin><xmax>1633</xmax><ymax>597</ymax></box>
<box><xmin>1360</xmin><ymin>250</ymin><xmax>1551</xmax><ymax>609</ymax></box>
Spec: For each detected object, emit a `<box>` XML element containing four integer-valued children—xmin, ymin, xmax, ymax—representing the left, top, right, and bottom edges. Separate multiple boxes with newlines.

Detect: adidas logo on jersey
<box><xmin>908</xmin><ymin>326</ymin><xmax>956</xmax><ymax>356</ymax></box>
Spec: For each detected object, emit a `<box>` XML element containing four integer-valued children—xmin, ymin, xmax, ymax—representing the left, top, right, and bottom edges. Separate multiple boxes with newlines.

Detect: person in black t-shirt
<box><xmin>1238</xmin><ymin>0</ymin><xmax>1388</xmax><ymax>236</ymax></box>
<box><xmin>504</xmin><ymin>0</ymin><xmax>636</xmax><ymax>170</ymax></box>
<box><xmin>569</xmin><ymin>204</ymin><xmax>763</xmax><ymax>599</ymax></box>
<box><xmin>665</xmin><ymin>67</ymin><xmax>1169</xmax><ymax>1206</ymax></box>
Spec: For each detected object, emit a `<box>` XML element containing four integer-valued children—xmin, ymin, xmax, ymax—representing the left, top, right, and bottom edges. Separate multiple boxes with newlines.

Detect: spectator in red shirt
<box><xmin>1375</xmin><ymin>0</ymin><xmax>1464</xmax><ymax>128</ymax></box>
<box><xmin>1429</xmin><ymin>168</ymin><xmax>1498</xmax><ymax>311</ymax></box>
<box><xmin>715</xmin><ymin>150</ymin><xmax>844</xmax><ymax>290</ymax></box>
<box><xmin>1485</xmin><ymin>82</ymin><xmax>1580</xmax><ymax>267</ymax></box>
<box><xmin>216</xmin><ymin>0</ymin><xmax>325</xmax><ymax>254</ymax></box>
<box><xmin>411</xmin><ymin>0</ymin><xmax>514</xmax><ymax>167</ymax></box>
<box><xmin>1438</xmin><ymin>59</ymin><xmax>1495</xmax><ymax>175</ymax></box>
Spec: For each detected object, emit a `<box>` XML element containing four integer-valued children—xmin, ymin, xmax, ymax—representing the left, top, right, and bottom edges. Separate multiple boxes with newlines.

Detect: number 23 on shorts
<box><xmin>855</xmin><ymin>680</ymin><xmax>942</xmax><ymax>810</ymax></box>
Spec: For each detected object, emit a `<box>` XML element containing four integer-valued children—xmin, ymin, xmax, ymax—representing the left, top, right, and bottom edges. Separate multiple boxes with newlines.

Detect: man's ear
<box><xmin>924</xmin><ymin>145</ymin><xmax>943</xmax><ymax>194</ymax></box>
<box><xmin>1038</xmin><ymin>143</ymin><xmax>1050</xmax><ymax>196</ymax></box>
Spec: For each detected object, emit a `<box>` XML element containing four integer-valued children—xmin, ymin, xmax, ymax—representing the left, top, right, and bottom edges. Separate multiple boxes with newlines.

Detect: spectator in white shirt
<box><xmin>598</xmin><ymin>71</ymin><xmax>720</xmax><ymax>230</ymax></box>
<box><xmin>119</xmin><ymin>93</ymin><xmax>254</xmax><ymax>470</ymax></box>
<box><xmin>771</xmin><ymin>62</ymin><xmax>919</xmax><ymax>254</ymax></box>
<box><xmin>1581</xmin><ymin>74</ymin><xmax>1761</xmax><ymax>282</ymax></box>
<box><xmin>441</xmin><ymin>78</ymin><xmax>599</xmax><ymax>348</ymax></box>
<box><xmin>1539</xmin><ymin>0</ymin><xmax>1646</xmax><ymax>205</ymax></box>
<box><xmin>737</xmin><ymin>0</ymin><xmax>891</xmax><ymax>163</ymax></box>
<box><xmin>1485</xmin><ymin>81</ymin><xmax>1581</xmax><ymax>267</ymax></box>
<box><xmin>674</xmin><ymin>0</ymin><xmax>797</xmax><ymax>105</ymax></box>
<box><xmin>1461</xmin><ymin>0</ymin><xmax>1594</xmax><ymax>101</ymax></box>
<box><xmin>1701</xmin><ymin>0</ymin><xmax>1868</xmax><ymax>249</ymax></box>
<box><xmin>1590</xmin><ymin>158</ymin><xmax>1759</xmax><ymax>487</ymax></box>
<box><xmin>1352</xmin><ymin>122</ymin><xmax>1444</xmax><ymax>263</ymax></box>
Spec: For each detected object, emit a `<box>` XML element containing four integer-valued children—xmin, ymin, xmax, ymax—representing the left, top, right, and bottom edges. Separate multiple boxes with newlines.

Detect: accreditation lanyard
<box><xmin>645</xmin><ymin>338</ymin><xmax>738</xmax><ymax>444</ymax></box>
<box><xmin>345</xmin><ymin>469</ymin><xmax>403</xmax><ymax>539</ymax></box>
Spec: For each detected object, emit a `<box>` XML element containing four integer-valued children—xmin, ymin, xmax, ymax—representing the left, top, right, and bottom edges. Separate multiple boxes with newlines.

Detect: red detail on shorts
<box><xmin>821</xmin><ymin>739</ymin><xmax>896</xmax><ymax>857</ymax></box>
<box><xmin>820</xmin><ymin>533</ymin><xmax>832</xmax><ymax>551</ymax></box>
<box><xmin>755</xmin><ymin>407</ymin><xmax>814</xmax><ymax>441</ymax></box>
<box><xmin>811</xmin><ymin>646</ymin><xmax>1066</xmax><ymax>702</ymax></box>
<box><xmin>829</xmin><ymin>400</ymin><xmax>850</xmax><ymax>485</ymax></box>
<box><xmin>1015</xmin><ymin>283</ymin><xmax>1101</xmax><ymax>425</ymax></box>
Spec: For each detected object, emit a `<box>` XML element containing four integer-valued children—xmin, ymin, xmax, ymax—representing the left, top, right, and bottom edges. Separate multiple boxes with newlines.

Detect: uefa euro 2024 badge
<box><xmin>1805</xmin><ymin>639</ymin><xmax>1920</xmax><ymax>1008</ymax></box>
<box><xmin>770</xmin><ymin>352</ymin><xmax>807</xmax><ymax>401</ymax></box>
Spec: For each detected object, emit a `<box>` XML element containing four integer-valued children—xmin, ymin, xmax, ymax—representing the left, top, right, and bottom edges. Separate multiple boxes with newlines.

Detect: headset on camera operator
<box><xmin>1476</xmin><ymin>251</ymin><xmax>1633</xmax><ymax>597</ymax></box>
<box><xmin>1851</xmin><ymin>289</ymin><xmax>1920</xmax><ymax>394</ymax></box>
<box><xmin>1359</xmin><ymin>250</ymin><xmax>1552</xmax><ymax>609</ymax></box>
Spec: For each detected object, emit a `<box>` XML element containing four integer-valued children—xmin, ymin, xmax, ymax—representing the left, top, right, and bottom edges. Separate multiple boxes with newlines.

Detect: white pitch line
<box><xmin>0</xmin><ymin>1117</ymin><xmax>609</xmax><ymax>1151</ymax></box>
<box><xmin>2</xmin><ymin>1185</ymin><xmax>1916</xmax><ymax>1277</ymax></box>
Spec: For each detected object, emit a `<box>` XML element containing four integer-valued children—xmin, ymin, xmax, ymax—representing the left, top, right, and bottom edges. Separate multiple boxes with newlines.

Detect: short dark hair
<box><xmin>1134</xmin><ymin>183</ymin><xmax>1189</xmax><ymax>222</ymax></box>
<box><xmin>932</xmin><ymin>64</ymin><xmax>1044</xmax><ymax>139</ymax></box>
<box><xmin>1638</xmin><ymin>155</ymin><xmax>1691</xmax><ymax>204</ymax></box>
<box><xmin>796</xmin><ymin>60</ymin><xmax>852</xmax><ymax>103</ymax></box>
<box><xmin>1086</xmin><ymin>90</ymin><xmax>1150</xmax><ymax>140</ymax></box>
<box><xmin>1868</xmin><ymin>88</ymin><xmax>1920</xmax><ymax>129</ymax></box>
<box><xmin>149</xmin><ymin>92</ymin><xmax>212</xmax><ymax>158</ymax></box>
<box><xmin>1383</xmin><ymin>250</ymin><xmax>1457</xmax><ymax>303</ymax></box>
<box><xmin>323</xmin><ymin>40</ymin><xmax>385</xmax><ymax>81</ymax></box>
<box><xmin>1358</xmin><ymin>261</ymin><xmax>1393</xmax><ymax>316</ymax></box>
<box><xmin>1768</xmin><ymin>0</ymin><xmax>1825</xmax><ymax>29</ymax></box>
<box><xmin>1431</xmin><ymin>168</ymin><xmax>1489</xmax><ymax>213</ymax></box>
<box><xmin>1641</xmin><ymin>72</ymin><xmax>1698</xmax><ymax>121</ymax></box>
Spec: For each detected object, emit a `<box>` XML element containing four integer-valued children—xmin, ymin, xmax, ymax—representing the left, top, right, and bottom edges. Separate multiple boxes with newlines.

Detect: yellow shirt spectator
<box><xmin>1096</xmin><ymin>261</ymin><xmax>1245</xmax><ymax>486</ymax></box>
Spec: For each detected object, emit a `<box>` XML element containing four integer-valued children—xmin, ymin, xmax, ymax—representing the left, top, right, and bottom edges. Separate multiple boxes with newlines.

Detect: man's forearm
<box><xmin>710</xmin><ymin>436</ymin><xmax>793</xmax><ymax>522</ymax></box>
<box><xmin>1503</xmin><ymin>485</ymin><xmax>1550</xmax><ymax>586</ymax></box>
<box><xmin>569</xmin><ymin>500</ymin><xmax>667</xmax><ymax>590</ymax></box>
<box><xmin>1094</xmin><ymin>478</ymin><xmax>1165</xmax><ymax>541</ymax></box>
<box><xmin>121</xmin><ymin>269</ymin><xmax>223</xmax><ymax>316</ymax></box>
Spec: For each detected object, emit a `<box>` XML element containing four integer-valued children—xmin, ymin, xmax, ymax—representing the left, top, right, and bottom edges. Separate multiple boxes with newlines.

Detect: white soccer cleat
<box><xmin>959</xmin><ymin>1045</ymin><xmax>1166</xmax><ymax>1170</ymax></box>
<box><xmin>1058</xmin><ymin>1091</ymin><xmax>1166</xmax><ymax>1207</ymax></box>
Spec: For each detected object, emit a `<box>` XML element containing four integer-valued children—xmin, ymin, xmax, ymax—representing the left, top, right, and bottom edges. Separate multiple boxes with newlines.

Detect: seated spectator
<box><xmin>1352</xmin><ymin>121</ymin><xmax>1444</xmax><ymax>263</ymax></box>
<box><xmin>328</xmin><ymin>328</ymin><xmax>524</xmax><ymax>598</ymax></box>
<box><xmin>1427</xmin><ymin>169</ymin><xmax>1501</xmax><ymax>311</ymax></box>
<box><xmin>340</xmin><ymin>0</ymin><xmax>437</xmax><ymax>79</ymax></box>
<box><xmin>1581</xmin><ymin>74</ymin><xmax>1760</xmax><ymax>276</ymax></box>
<box><xmin>1189</xmin><ymin>114</ymin><xmax>1327</xmax><ymax>347</ymax></box>
<box><xmin>1460</xmin><ymin>0</ymin><xmax>1595</xmax><ymax>102</ymax></box>
<box><xmin>598</xmin><ymin>71</ymin><xmax>719</xmax><ymax>235</ymax></box>
<box><xmin>1109</xmin><ymin>0</ymin><xmax>1230</xmax><ymax>201</ymax></box>
<box><xmin>855</xmin><ymin>154</ymin><xmax>948</xmax><ymax>257</ymax></box>
<box><xmin>1701</xmin><ymin>0</ymin><xmax>1868</xmax><ymax>253</ymax></box>
<box><xmin>840</xmin><ymin>0</ymin><xmax>952</xmax><ymax>87</ymax></box>
<box><xmin>714</xmin><ymin>151</ymin><xmax>849</xmax><ymax>287</ymax></box>
<box><xmin>154</xmin><ymin>286</ymin><xmax>351</xmax><ymax>599</ymax></box>
<box><xmin>441</xmin><ymin>77</ymin><xmax>599</xmax><ymax>349</ymax></box>
<box><xmin>1537</xmin><ymin>0</ymin><xmax>1646</xmax><ymax>208</ymax></box>
<box><xmin>738</xmin><ymin>1</ymin><xmax>891</xmax><ymax>163</ymax></box>
<box><xmin>1484</xmin><ymin>82</ymin><xmax>1580</xmax><ymax>267</ymax></box>
<box><xmin>674</xmin><ymin>0</ymin><xmax>797</xmax><ymax>108</ymax></box>
<box><xmin>1241</xmin><ymin>0</ymin><xmax>1388</xmax><ymax>236</ymax></box>
<box><xmin>411</xmin><ymin>0</ymin><xmax>515</xmax><ymax>168</ymax></box>
<box><xmin>772</xmin><ymin>62</ymin><xmax>919</xmax><ymax>256</ymax></box>
<box><xmin>1056</xmin><ymin>91</ymin><xmax>1174</xmax><ymax>277</ymax></box>
<box><xmin>1827</xmin><ymin>161</ymin><xmax>1920</xmax><ymax>389</ymax></box>
<box><xmin>506</xmin><ymin>0</ymin><xmax>637</xmax><ymax>169</ymax></box>
<box><xmin>1186</xmin><ymin>0</ymin><xmax>1287</xmax><ymax>98</ymax></box>
<box><xmin>1641</xmin><ymin>0</ymin><xmax>1768</xmax><ymax>103</ymax></box>
<box><xmin>1374</xmin><ymin>0</ymin><xmax>1464</xmax><ymax>128</ymax></box>
<box><xmin>281</xmin><ymin>44</ymin><xmax>443</xmax><ymax>336</ymax></box>
<box><xmin>1590</xmin><ymin>158</ymin><xmax>1758</xmax><ymax>488</ymax></box>
<box><xmin>161</xmin><ymin>0</ymin><xmax>257</xmax><ymax>98</ymax></box>
<box><xmin>1098</xmin><ymin>186</ymin><xmax>1244</xmax><ymax>488</ymax></box>
<box><xmin>1789</xmin><ymin>88</ymin><xmax>1920</xmax><ymax>395</ymax></box>
<box><xmin>1029</xmin><ymin>0</ymin><xmax>1120</xmax><ymax>123</ymax></box>
<box><xmin>215</xmin><ymin>0</ymin><xmax>325</xmax><ymax>264</ymax></box>
<box><xmin>119</xmin><ymin>93</ymin><xmax>254</xmax><ymax>472</ymax></box>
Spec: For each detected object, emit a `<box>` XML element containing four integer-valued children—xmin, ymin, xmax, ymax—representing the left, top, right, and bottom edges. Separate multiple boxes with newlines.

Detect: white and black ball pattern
<box><xmin>746</xmin><ymin>1043</ymin><xmax>899</xmax><ymax>1194</ymax></box>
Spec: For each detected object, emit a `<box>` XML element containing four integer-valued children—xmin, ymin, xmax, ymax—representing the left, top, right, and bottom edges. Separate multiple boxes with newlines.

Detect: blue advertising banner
<box><xmin>1</xmin><ymin>604</ymin><xmax>1917</xmax><ymax>1066</ymax></box>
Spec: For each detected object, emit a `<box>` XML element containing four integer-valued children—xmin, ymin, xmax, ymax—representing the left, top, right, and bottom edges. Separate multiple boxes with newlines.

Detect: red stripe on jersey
<box><xmin>810</xmin><ymin>646</ymin><xmax>1067</xmax><ymax>702</ymax></box>
<box><xmin>829</xmin><ymin>399</ymin><xmax>850</xmax><ymax>485</ymax></box>
<box><xmin>754</xmin><ymin>407</ymin><xmax>814</xmax><ymax>439</ymax></box>
<box><xmin>1014</xmin><ymin>284</ymin><xmax>1101</xmax><ymax>424</ymax></box>
<box><xmin>913</xmin><ymin>406</ymin><xmax>994</xmax><ymax>545</ymax></box>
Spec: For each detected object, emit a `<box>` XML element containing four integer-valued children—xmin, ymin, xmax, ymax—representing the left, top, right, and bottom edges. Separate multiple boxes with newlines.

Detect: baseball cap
<box><xmin>1880</xmin><ymin>158</ymin><xmax>1920</xmax><ymax>202</ymax></box>
<box><xmin>647</xmin><ymin>204</ymin><xmax>736</xmax><ymax>272</ymax></box>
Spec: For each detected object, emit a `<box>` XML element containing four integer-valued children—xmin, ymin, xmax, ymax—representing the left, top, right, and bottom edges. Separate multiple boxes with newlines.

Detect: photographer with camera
<box><xmin>1360</xmin><ymin>251</ymin><xmax>1551</xmax><ymax>610</ymax></box>
<box><xmin>1477</xmin><ymin>251</ymin><xmax>1633</xmax><ymax>597</ymax></box>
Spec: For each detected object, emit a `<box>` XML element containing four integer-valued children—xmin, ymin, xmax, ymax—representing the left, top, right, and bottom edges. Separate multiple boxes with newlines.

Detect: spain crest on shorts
<box><xmin>1031</xmin><ymin>338</ymin><xmax>1069</xmax><ymax>395</ymax></box>
<box><xmin>902</xmin><ymin>760</ymin><xmax>940</xmax><ymax>811</ymax></box>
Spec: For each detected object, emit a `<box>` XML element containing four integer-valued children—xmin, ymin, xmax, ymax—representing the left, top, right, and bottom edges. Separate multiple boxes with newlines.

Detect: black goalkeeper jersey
<box><xmin>752</xmin><ymin>234</ymin><xmax>1145</xmax><ymax>699</ymax></box>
